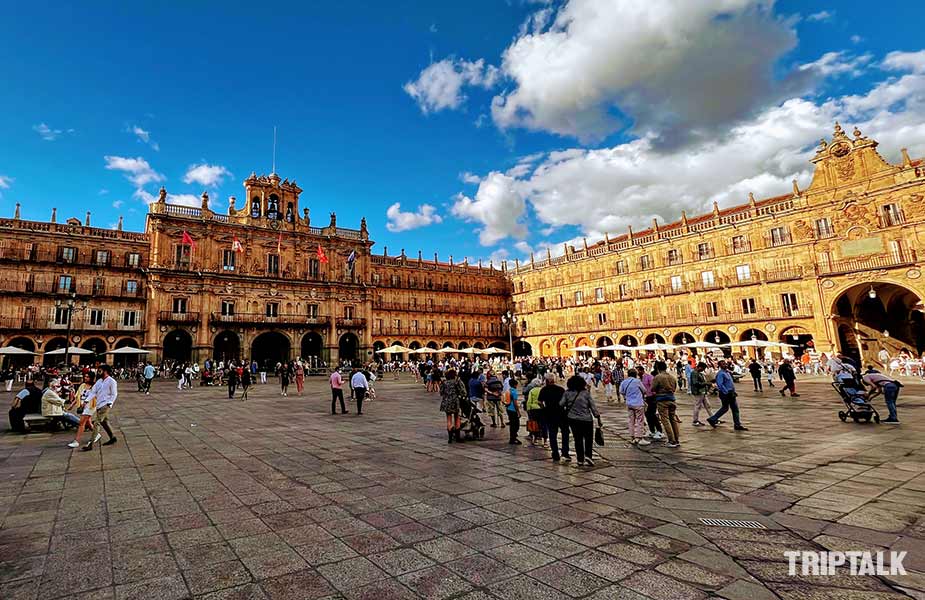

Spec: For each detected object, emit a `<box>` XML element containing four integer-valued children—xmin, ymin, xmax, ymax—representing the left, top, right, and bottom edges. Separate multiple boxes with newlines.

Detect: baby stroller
<box><xmin>457</xmin><ymin>396</ymin><xmax>485</xmax><ymax>441</ymax></box>
<box><xmin>831</xmin><ymin>377</ymin><xmax>880</xmax><ymax>424</ymax></box>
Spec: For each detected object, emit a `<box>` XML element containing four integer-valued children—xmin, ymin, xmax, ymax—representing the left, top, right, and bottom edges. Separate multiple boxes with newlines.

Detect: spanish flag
<box><xmin>317</xmin><ymin>244</ymin><xmax>328</xmax><ymax>264</ymax></box>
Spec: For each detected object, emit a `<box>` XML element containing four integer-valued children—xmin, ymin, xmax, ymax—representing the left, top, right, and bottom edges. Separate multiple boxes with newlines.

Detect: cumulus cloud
<box><xmin>134</xmin><ymin>188</ymin><xmax>203</xmax><ymax>208</ymax></box>
<box><xmin>798</xmin><ymin>51</ymin><xmax>871</xmax><ymax>77</ymax></box>
<box><xmin>183</xmin><ymin>163</ymin><xmax>231</xmax><ymax>187</ymax></box>
<box><xmin>451</xmin><ymin>172</ymin><xmax>528</xmax><ymax>245</ymax></box>
<box><xmin>33</xmin><ymin>123</ymin><xmax>73</xmax><ymax>141</ymax></box>
<box><xmin>404</xmin><ymin>57</ymin><xmax>500</xmax><ymax>113</ymax></box>
<box><xmin>806</xmin><ymin>10</ymin><xmax>834</xmax><ymax>22</ymax></box>
<box><xmin>112</xmin><ymin>199</ymin><xmax>124</xmax><ymax>209</ymax></box>
<box><xmin>459</xmin><ymin>171</ymin><xmax>482</xmax><ymax>184</ymax></box>
<box><xmin>490</xmin><ymin>0</ymin><xmax>814</xmax><ymax>145</ymax></box>
<box><xmin>455</xmin><ymin>56</ymin><xmax>925</xmax><ymax>245</ymax></box>
<box><xmin>128</xmin><ymin>125</ymin><xmax>159</xmax><ymax>151</ymax></box>
<box><xmin>104</xmin><ymin>155</ymin><xmax>165</xmax><ymax>187</ymax></box>
<box><xmin>0</xmin><ymin>175</ymin><xmax>11</xmax><ymax>189</ymax></box>
<box><xmin>883</xmin><ymin>50</ymin><xmax>925</xmax><ymax>73</ymax></box>
<box><xmin>386</xmin><ymin>202</ymin><xmax>442</xmax><ymax>232</ymax></box>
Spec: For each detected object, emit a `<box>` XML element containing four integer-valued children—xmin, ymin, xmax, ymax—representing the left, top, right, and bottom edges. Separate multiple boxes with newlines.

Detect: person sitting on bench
<box><xmin>42</xmin><ymin>378</ymin><xmax>81</xmax><ymax>428</ymax></box>
<box><xmin>9</xmin><ymin>379</ymin><xmax>41</xmax><ymax>432</ymax></box>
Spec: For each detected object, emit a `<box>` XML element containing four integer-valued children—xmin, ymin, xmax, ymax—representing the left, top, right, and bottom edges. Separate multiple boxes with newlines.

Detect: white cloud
<box><xmin>460</xmin><ymin>171</ymin><xmax>482</xmax><ymax>184</ymax></box>
<box><xmin>883</xmin><ymin>50</ymin><xmax>925</xmax><ymax>74</ymax></box>
<box><xmin>806</xmin><ymin>10</ymin><xmax>834</xmax><ymax>22</ymax></box>
<box><xmin>183</xmin><ymin>163</ymin><xmax>231</xmax><ymax>187</ymax></box>
<box><xmin>798</xmin><ymin>51</ymin><xmax>871</xmax><ymax>77</ymax></box>
<box><xmin>385</xmin><ymin>202</ymin><xmax>442</xmax><ymax>232</ymax></box>
<box><xmin>104</xmin><ymin>155</ymin><xmax>165</xmax><ymax>187</ymax></box>
<box><xmin>133</xmin><ymin>188</ymin><xmax>204</xmax><ymax>208</ymax></box>
<box><xmin>0</xmin><ymin>175</ymin><xmax>12</xmax><ymax>189</ymax></box>
<box><xmin>32</xmin><ymin>123</ymin><xmax>72</xmax><ymax>141</ymax></box>
<box><xmin>112</xmin><ymin>200</ymin><xmax>124</xmax><ymax>209</ymax></box>
<box><xmin>490</xmin><ymin>0</ymin><xmax>812</xmax><ymax>144</ymax></box>
<box><xmin>454</xmin><ymin>57</ymin><xmax>925</xmax><ymax>245</ymax></box>
<box><xmin>429</xmin><ymin>23</ymin><xmax>438</xmax><ymax>33</ymax></box>
<box><xmin>404</xmin><ymin>57</ymin><xmax>500</xmax><ymax>113</ymax></box>
<box><xmin>98</xmin><ymin>188</ymin><xmax>109</xmax><ymax>195</ymax></box>
<box><xmin>851</xmin><ymin>35</ymin><xmax>863</xmax><ymax>45</ymax></box>
<box><xmin>128</xmin><ymin>125</ymin><xmax>159</xmax><ymax>151</ymax></box>
<box><xmin>451</xmin><ymin>172</ymin><xmax>527</xmax><ymax>245</ymax></box>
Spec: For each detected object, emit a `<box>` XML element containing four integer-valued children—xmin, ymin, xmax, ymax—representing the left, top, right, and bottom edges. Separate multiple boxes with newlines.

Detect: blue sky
<box><xmin>1</xmin><ymin>1</ymin><xmax>923</xmax><ymax>264</ymax></box>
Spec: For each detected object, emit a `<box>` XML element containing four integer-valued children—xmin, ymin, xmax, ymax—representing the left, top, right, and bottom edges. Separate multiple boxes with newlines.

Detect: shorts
<box><xmin>95</xmin><ymin>406</ymin><xmax>112</xmax><ymax>424</ymax></box>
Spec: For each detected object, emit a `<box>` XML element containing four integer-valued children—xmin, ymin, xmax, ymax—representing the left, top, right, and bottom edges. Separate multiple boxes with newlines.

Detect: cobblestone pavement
<box><xmin>1</xmin><ymin>374</ymin><xmax>924</xmax><ymax>599</ymax></box>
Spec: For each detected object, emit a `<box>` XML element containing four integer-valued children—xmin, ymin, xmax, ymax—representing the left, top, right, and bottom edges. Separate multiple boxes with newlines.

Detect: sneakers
<box><xmin>666</xmin><ymin>441</ymin><xmax>680</xmax><ymax>448</ymax></box>
<box><xmin>575</xmin><ymin>460</ymin><xmax>585</xmax><ymax>467</ymax></box>
<box><xmin>93</xmin><ymin>433</ymin><xmax>102</xmax><ymax>444</ymax></box>
<box><xmin>791</xmin><ymin>394</ymin><xmax>801</xmax><ymax>397</ymax></box>
<box><xmin>561</xmin><ymin>455</ymin><xmax>572</xmax><ymax>462</ymax></box>
<box><xmin>585</xmin><ymin>458</ymin><xmax>595</xmax><ymax>467</ymax></box>
<box><xmin>67</xmin><ymin>441</ymin><xmax>79</xmax><ymax>448</ymax></box>
<box><xmin>734</xmin><ymin>425</ymin><xmax>749</xmax><ymax>431</ymax></box>
<box><xmin>102</xmin><ymin>437</ymin><xmax>118</xmax><ymax>446</ymax></box>
<box><xmin>882</xmin><ymin>418</ymin><xmax>901</xmax><ymax>424</ymax></box>
<box><xmin>636</xmin><ymin>438</ymin><xmax>651</xmax><ymax>446</ymax></box>
<box><xmin>692</xmin><ymin>421</ymin><xmax>704</xmax><ymax>426</ymax></box>
<box><xmin>707</xmin><ymin>419</ymin><xmax>717</xmax><ymax>428</ymax></box>
<box><xmin>651</xmin><ymin>431</ymin><xmax>665</xmax><ymax>440</ymax></box>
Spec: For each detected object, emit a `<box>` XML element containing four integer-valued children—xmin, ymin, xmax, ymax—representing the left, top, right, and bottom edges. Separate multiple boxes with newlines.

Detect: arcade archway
<box><xmin>338</xmin><ymin>333</ymin><xmax>359</xmax><ymax>364</ymax></box>
<box><xmin>163</xmin><ymin>330</ymin><xmax>193</xmax><ymax>363</ymax></box>
<box><xmin>596</xmin><ymin>336</ymin><xmax>614</xmax><ymax>358</ymax></box>
<box><xmin>539</xmin><ymin>339</ymin><xmax>553</xmax><ymax>357</ymax></box>
<box><xmin>672</xmin><ymin>332</ymin><xmax>695</xmax><ymax>345</ymax></box>
<box><xmin>80</xmin><ymin>337</ymin><xmax>107</xmax><ymax>365</ymax></box>
<box><xmin>644</xmin><ymin>333</ymin><xmax>666</xmax><ymax>344</ymax></box>
<box><xmin>832</xmin><ymin>282</ymin><xmax>924</xmax><ymax>361</ymax></box>
<box><xmin>213</xmin><ymin>331</ymin><xmax>240</xmax><ymax>363</ymax></box>
<box><xmin>43</xmin><ymin>337</ymin><xmax>68</xmax><ymax>366</ymax></box>
<box><xmin>372</xmin><ymin>340</ymin><xmax>386</xmax><ymax>361</ymax></box>
<box><xmin>251</xmin><ymin>331</ymin><xmax>290</xmax><ymax>369</ymax></box>
<box><xmin>513</xmin><ymin>340</ymin><xmax>533</xmax><ymax>357</ymax></box>
<box><xmin>778</xmin><ymin>326</ymin><xmax>813</xmax><ymax>358</ymax></box>
<box><xmin>301</xmin><ymin>332</ymin><xmax>323</xmax><ymax>360</ymax></box>
<box><xmin>4</xmin><ymin>337</ymin><xmax>35</xmax><ymax>369</ymax></box>
<box><xmin>619</xmin><ymin>335</ymin><xmax>638</xmax><ymax>349</ymax></box>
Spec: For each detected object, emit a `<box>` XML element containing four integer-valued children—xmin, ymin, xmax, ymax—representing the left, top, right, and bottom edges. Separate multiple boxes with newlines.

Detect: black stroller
<box><xmin>831</xmin><ymin>377</ymin><xmax>881</xmax><ymax>424</ymax></box>
<box><xmin>457</xmin><ymin>396</ymin><xmax>485</xmax><ymax>441</ymax></box>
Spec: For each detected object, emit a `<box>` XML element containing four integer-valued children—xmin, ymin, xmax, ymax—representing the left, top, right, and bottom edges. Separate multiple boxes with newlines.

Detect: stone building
<box><xmin>0</xmin><ymin>172</ymin><xmax>510</xmax><ymax>368</ymax></box>
<box><xmin>508</xmin><ymin>125</ymin><xmax>925</xmax><ymax>366</ymax></box>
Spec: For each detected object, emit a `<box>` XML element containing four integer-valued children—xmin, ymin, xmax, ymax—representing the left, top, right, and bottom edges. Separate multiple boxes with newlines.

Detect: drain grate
<box><xmin>698</xmin><ymin>518</ymin><xmax>767</xmax><ymax>529</ymax></box>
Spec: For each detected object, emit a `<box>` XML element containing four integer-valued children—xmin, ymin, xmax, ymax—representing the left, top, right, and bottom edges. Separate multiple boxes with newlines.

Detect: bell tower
<box><xmin>242</xmin><ymin>172</ymin><xmax>303</xmax><ymax>226</ymax></box>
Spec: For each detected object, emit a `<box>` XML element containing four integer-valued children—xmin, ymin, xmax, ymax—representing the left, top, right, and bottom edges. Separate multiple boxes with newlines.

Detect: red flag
<box><xmin>277</xmin><ymin>232</ymin><xmax>282</xmax><ymax>255</ymax></box>
<box><xmin>181</xmin><ymin>230</ymin><xmax>196</xmax><ymax>249</ymax></box>
<box><xmin>231</xmin><ymin>236</ymin><xmax>244</xmax><ymax>253</ymax></box>
<box><xmin>317</xmin><ymin>244</ymin><xmax>328</xmax><ymax>264</ymax></box>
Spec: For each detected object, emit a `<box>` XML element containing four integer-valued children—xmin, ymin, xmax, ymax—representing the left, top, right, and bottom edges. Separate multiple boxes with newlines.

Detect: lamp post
<box><xmin>54</xmin><ymin>292</ymin><xmax>87</xmax><ymax>373</ymax></box>
<box><xmin>501</xmin><ymin>310</ymin><xmax>516</xmax><ymax>358</ymax></box>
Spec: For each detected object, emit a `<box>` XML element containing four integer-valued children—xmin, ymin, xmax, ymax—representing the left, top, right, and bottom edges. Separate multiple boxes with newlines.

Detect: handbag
<box><xmin>526</xmin><ymin>419</ymin><xmax>541</xmax><ymax>434</ymax></box>
<box><xmin>594</xmin><ymin>425</ymin><xmax>605</xmax><ymax>447</ymax></box>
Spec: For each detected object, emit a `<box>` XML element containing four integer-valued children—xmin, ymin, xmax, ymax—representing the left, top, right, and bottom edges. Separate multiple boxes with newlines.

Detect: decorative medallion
<box><xmin>834</xmin><ymin>156</ymin><xmax>856</xmax><ymax>180</ymax></box>
<box><xmin>694</xmin><ymin>327</ymin><xmax>702</xmax><ymax>335</ymax></box>
<box><xmin>160</xmin><ymin>325</ymin><xmax>167</xmax><ymax>332</ymax></box>
<box><xmin>310</xmin><ymin>288</ymin><xmax>317</xmax><ymax>299</ymax></box>
<box><xmin>224</xmin><ymin>282</ymin><xmax>234</xmax><ymax>294</ymax></box>
<box><xmin>71</xmin><ymin>335</ymin><xmax>81</xmax><ymax>344</ymax></box>
<box><xmin>270</xmin><ymin>219</ymin><xmax>280</xmax><ymax>230</ymax></box>
<box><xmin>765</xmin><ymin>323</ymin><xmax>776</xmax><ymax>333</ymax></box>
<box><xmin>568</xmin><ymin>335</ymin><xmax>575</xmax><ymax>341</ymax></box>
<box><xmin>663</xmin><ymin>329</ymin><xmax>671</xmax><ymax>337</ymax></box>
<box><xmin>907</xmin><ymin>269</ymin><xmax>921</xmax><ymax>280</ymax></box>
<box><xmin>727</xmin><ymin>326</ymin><xmax>738</xmax><ymax>334</ymax></box>
<box><xmin>831</xmin><ymin>141</ymin><xmax>851</xmax><ymax>158</ymax></box>
<box><xmin>589</xmin><ymin>334</ymin><xmax>595</xmax><ymax>340</ymax></box>
<box><xmin>107</xmin><ymin>336</ymin><xmax>116</xmax><ymax>343</ymax></box>
<box><xmin>636</xmin><ymin>330</ymin><xmax>643</xmax><ymax>337</ymax></box>
<box><xmin>822</xmin><ymin>279</ymin><xmax>836</xmax><ymax>289</ymax></box>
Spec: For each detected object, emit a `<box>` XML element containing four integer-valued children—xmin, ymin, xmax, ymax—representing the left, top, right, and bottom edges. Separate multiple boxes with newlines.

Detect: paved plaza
<box><xmin>1</xmin><ymin>374</ymin><xmax>924</xmax><ymax>600</ymax></box>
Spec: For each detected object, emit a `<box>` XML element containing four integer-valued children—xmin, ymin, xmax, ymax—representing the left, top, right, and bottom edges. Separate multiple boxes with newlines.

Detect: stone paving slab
<box><xmin>1</xmin><ymin>375</ymin><xmax>923</xmax><ymax>599</ymax></box>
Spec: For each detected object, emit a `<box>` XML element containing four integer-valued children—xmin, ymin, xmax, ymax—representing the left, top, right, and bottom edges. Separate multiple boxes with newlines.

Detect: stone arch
<box><xmin>163</xmin><ymin>329</ymin><xmax>193</xmax><ymax>363</ymax></box>
<box><xmin>251</xmin><ymin>331</ymin><xmax>291</xmax><ymax>369</ymax></box>
<box><xmin>830</xmin><ymin>280</ymin><xmax>924</xmax><ymax>361</ymax></box>
<box><xmin>596</xmin><ymin>336</ymin><xmax>614</xmax><ymax>358</ymax></box>
<box><xmin>644</xmin><ymin>333</ymin><xmax>666</xmax><ymax>344</ymax></box>
<box><xmin>539</xmin><ymin>339</ymin><xmax>553</xmax><ymax>357</ymax></box>
<box><xmin>213</xmin><ymin>330</ymin><xmax>241</xmax><ymax>363</ymax></box>
<box><xmin>338</xmin><ymin>332</ymin><xmax>360</xmax><ymax>363</ymax></box>
<box><xmin>301</xmin><ymin>331</ymin><xmax>324</xmax><ymax>360</ymax></box>
<box><xmin>80</xmin><ymin>337</ymin><xmax>107</xmax><ymax>365</ymax></box>
<box><xmin>556</xmin><ymin>338</ymin><xmax>571</xmax><ymax>356</ymax></box>
<box><xmin>619</xmin><ymin>335</ymin><xmax>638</xmax><ymax>348</ymax></box>
<box><xmin>513</xmin><ymin>340</ymin><xmax>533</xmax><ymax>357</ymax></box>
<box><xmin>42</xmin><ymin>336</ymin><xmax>68</xmax><ymax>366</ymax></box>
<box><xmin>4</xmin><ymin>337</ymin><xmax>36</xmax><ymax>368</ymax></box>
<box><xmin>672</xmin><ymin>331</ymin><xmax>695</xmax><ymax>345</ymax></box>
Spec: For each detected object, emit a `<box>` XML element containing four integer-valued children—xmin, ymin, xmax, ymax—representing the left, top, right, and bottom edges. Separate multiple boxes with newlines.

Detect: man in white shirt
<box><xmin>82</xmin><ymin>364</ymin><xmax>118</xmax><ymax>451</ymax></box>
<box><xmin>350</xmin><ymin>367</ymin><xmax>368</xmax><ymax>415</ymax></box>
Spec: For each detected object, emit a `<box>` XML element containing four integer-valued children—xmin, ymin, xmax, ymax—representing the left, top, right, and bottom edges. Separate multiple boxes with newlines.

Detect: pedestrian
<box><xmin>525</xmin><ymin>376</ymin><xmax>547</xmax><ymax>447</ymax></box>
<box><xmin>259</xmin><ymin>363</ymin><xmax>267</xmax><ymax>384</ymax></box>
<box><xmin>539</xmin><ymin>373</ymin><xmax>570</xmax><ymax>462</ymax></box>
<box><xmin>641</xmin><ymin>366</ymin><xmax>664</xmax><ymax>440</ymax></box>
<box><xmin>748</xmin><ymin>358</ymin><xmax>763</xmax><ymax>392</ymax></box>
<box><xmin>8</xmin><ymin>379</ymin><xmax>41</xmax><ymax>433</ymax></box>
<box><xmin>652</xmin><ymin>361</ymin><xmax>680</xmax><ymax>448</ymax></box>
<box><xmin>330</xmin><ymin>367</ymin><xmax>347</xmax><ymax>414</ymax></box>
<box><xmin>707</xmin><ymin>361</ymin><xmax>748</xmax><ymax>431</ymax></box>
<box><xmin>80</xmin><ymin>364</ymin><xmax>119</xmax><ymax>451</ymax></box>
<box><xmin>440</xmin><ymin>369</ymin><xmax>466</xmax><ymax>443</ymax></box>
<box><xmin>294</xmin><ymin>361</ymin><xmax>305</xmax><ymax>395</ymax></box>
<box><xmin>279</xmin><ymin>363</ymin><xmax>290</xmax><ymax>397</ymax></box>
<box><xmin>764</xmin><ymin>358</ymin><xmax>775</xmax><ymax>388</ymax></box>
<box><xmin>862</xmin><ymin>367</ymin><xmax>901</xmax><ymax>424</ymax></box>
<box><xmin>778</xmin><ymin>359</ymin><xmax>799</xmax><ymax>397</ymax></box>
<box><xmin>351</xmin><ymin>367</ymin><xmax>368</xmax><ymax>415</ymax></box>
<box><xmin>485</xmin><ymin>371</ymin><xmax>505</xmax><ymax>428</ymax></box>
<box><xmin>690</xmin><ymin>362</ymin><xmax>712</xmax><ymax>426</ymax></box>
<box><xmin>240</xmin><ymin>366</ymin><xmax>251</xmax><ymax>401</ymax></box>
<box><xmin>142</xmin><ymin>361</ymin><xmax>155</xmax><ymax>394</ymax></box>
<box><xmin>620</xmin><ymin>369</ymin><xmax>650</xmax><ymax>446</ymax></box>
<box><xmin>227</xmin><ymin>364</ymin><xmax>239</xmax><ymax>399</ymax></box>
<box><xmin>561</xmin><ymin>375</ymin><xmax>602</xmax><ymax>466</ymax></box>
<box><xmin>504</xmin><ymin>378</ymin><xmax>522</xmax><ymax>445</ymax></box>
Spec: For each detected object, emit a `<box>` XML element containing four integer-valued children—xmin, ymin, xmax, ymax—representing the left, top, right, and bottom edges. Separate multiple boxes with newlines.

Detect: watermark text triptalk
<box><xmin>785</xmin><ymin>551</ymin><xmax>907</xmax><ymax>576</ymax></box>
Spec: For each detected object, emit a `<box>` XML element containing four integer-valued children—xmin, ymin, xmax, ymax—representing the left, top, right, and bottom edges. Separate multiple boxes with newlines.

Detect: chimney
<box><xmin>14</xmin><ymin>203</ymin><xmax>20</xmax><ymax>219</ymax></box>
<box><xmin>51</xmin><ymin>208</ymin><xmax>57</xmax><ymax>223</ymax></box>
<box><xmin>117</xmin><ymin>216</ymin><xmax>123</xmax><ymax>231</ymax></box>
<box><xmin>85</xmin><ymin>211</ymin><xmax>91</xmax><ymax>227</ymax></box>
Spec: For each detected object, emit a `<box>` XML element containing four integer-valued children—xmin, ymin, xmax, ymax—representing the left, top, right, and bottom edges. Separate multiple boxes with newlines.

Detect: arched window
<box><xmin>285</xmin><ymin>202</ymin><xmax>295</xmax><ymax>223</ymax></box>
<box><xmin>267</xmin><ymin>194</ymin><xmax>280</xmax><ymax>220</ymax></box>
<box><xmin>250</xmin><ymin>196</ymin><xmax>261</xmax><ymax>218</ymax></box>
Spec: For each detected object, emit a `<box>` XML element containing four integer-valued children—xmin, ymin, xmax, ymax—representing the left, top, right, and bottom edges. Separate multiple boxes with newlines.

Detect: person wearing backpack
<box><xmin>525</xmin><ymin>377</ymin><xmax>547</xmax><ymax>447</ymax></box>
<box><xmin>504</xmin><ymin>379</ymin><xmax>523</xmax><ymax>445</ymax></box>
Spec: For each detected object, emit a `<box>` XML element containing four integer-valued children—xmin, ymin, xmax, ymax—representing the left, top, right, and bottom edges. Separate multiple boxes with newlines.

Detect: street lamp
<box><xmin>501</xmin><ymin>310</ymin><xmax>516</xmax><ymax>357</ymax></box>
<box><xmin>54</xmin><ymin>292</ymin><xmax>87</xmax><ymax>372</ymax></box>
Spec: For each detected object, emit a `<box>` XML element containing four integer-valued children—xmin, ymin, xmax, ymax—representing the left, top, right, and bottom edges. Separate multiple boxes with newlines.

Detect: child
<box><xmin>619</xmin><ymin>369</ymin><xmax>651</xmax><ymax>446</ymax></box>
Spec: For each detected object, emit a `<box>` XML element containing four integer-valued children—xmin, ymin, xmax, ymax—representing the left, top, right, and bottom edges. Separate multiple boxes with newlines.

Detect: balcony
<box><xmin>763</xmin><ymin>267</ymin><xmax>804</xmax><ymax>283</ymax></box>
<box><xmin>879</xmin><ymin>210</ymin><xmax>905</xmax><ymax>228</ymax></box>
<box><xmin>665</xmin><ymin>255</ymin><xmax>684</xmax><ymax>267</ymax></box>
<box><xmin>158</xmin><ymin>311</ymin><xmax>201</xmax><ymax>324</ymax></box>
<box><xmin>728</xmin><ymin>275</ymin><xmax>759</xmax><ymax>288</ymax></box>
<box><xmin>817</xmin><ymin>250</ymin><xmax>916</xmax><ymax>276</ymax></box>
<box><xmin>765</xmin><ymin>232</ymin><xmax>793</xmax><ymax>248</ymax></box>
<box><xmin>728</xmin><ymin>239</ymin><xmax>753</xmax><ymax>255</ymax></box>
<box><xmin>0</xmin><ymin>315</ymin><xmax>145</xmax><ymax>332</ymax></box>
<box><xmin>696</xmin><ymin>248</ymin><xmax>715</xmax><ymax>261</ymax></box>
<box><xmin>210</xmin><ymin>312</ymin><xmax>329</xmax><ymax>326</ymax></box>
<box><xmin>336</xmin><ymin>317</ymin><xmax>367</xmax><ymax>329</ymax></box>
<box><xmin>0</xmin><ymin>247</ymin><xmax>145</xmax><ymax>269</ymax></box>
<box><xmin>691</xmin><ymin>279</ymin><xmax>723</xmax><ymax>292</ymax></box>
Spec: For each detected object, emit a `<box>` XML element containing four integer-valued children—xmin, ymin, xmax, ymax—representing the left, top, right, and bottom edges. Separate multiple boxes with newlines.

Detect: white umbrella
<box><xmin>435</xmin><ymin>347</ymin><xmax>457</xmax><ymax>354</ymax></box>
<box><xmin>598</xmin><ymin>344</ymin><xmax>634</xmax><ymax>351</ymax></box>
<box><xmin>730</xmin><ymin>340</ymin><xmax>796</xmax><ymax>348</ymax></box>
<box><xmin>105</xmin><ymin>347</ymin><xmax>150</xmax><ymax>355</ymax></box>
<box><xmin>375</xmin><ymin>344</ymin><xmax>411</xmax><ymax>354</ymax></box>
<box><xmin>0</xmin><ymin>346</ymin><xmax>37</xmax><ymax>355</ymax></box>
<box><xmin>410</xmin><ymin>347</ymin><xmax>434</xmax><ymax>354</ymax></box>
<box><xmin>572</xmin><ymin>345</ymin><xmax>597</xmax><ymax>353</ymax></box>
<box><xmin>636</xmin><ymin>343</ymin><xmax>677</xmax><ymax>351</ymax></box>
<box><xmin>681</xmin><ymin>341</ymin><xmax>726</xmax><ymax>349</ymax></box>
<box><xmin>483</xmin><ymin>347</ymin><xmax>510</xmax><ymax>355</ymax></box>
<box><xmin>457</xmin><ymin>347</ymin><xmax>478</xmax><ymax>355</ymax></box>
<box><xmin>43</xmin><ymin>346</ymin><xmax>95</xmax><ymax>356</ymax></box>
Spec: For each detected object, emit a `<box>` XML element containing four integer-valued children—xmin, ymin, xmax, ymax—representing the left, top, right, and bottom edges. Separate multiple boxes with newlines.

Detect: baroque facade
<box><xmin>0</xmin><ymin>172</ymin><xmax>510</xmax><ymax>367</ymax></box>
<box><xmin>509</xmin><ymin>124</ymin><xmax>925</xmax><ymax>366</ymax></box>
<box><xmin>1</xmin><ymin>124</ymin><xmax>923</xmax><ymax>368</ymax></box>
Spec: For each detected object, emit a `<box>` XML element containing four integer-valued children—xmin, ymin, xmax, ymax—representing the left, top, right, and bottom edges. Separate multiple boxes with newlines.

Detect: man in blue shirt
<box><xmin>142</xmin><ymin>362</ymin><xmax>156</xmax><ymax>395</ymax></box>
<box><xmin>707</xmin><ymin>361</ymin><xmax>748</xmax><ymax>431</ymax></box>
